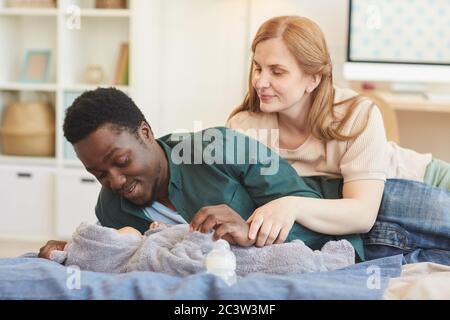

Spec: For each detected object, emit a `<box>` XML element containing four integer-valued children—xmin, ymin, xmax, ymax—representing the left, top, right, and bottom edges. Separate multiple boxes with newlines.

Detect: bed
<box><xmin>0</xmin><ymin>253</ymin><xmax>403</xmax><ymax>300</ymax></box>
<box><xmin>385</xmin><ymin>262</ymin><xmax>450</xmax><ymax>299</ymax></box>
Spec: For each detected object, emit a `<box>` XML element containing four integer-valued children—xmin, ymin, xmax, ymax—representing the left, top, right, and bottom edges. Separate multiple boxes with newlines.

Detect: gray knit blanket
<box><xmin>50</xmin><ymin>223</ymin><xmax>355</xmax><ymax>276</ymax></box>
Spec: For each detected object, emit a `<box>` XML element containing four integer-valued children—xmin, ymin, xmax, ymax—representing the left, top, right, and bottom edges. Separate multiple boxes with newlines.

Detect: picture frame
<box><xmin>20</xmin><ymin>50</ymin><xmax>51</xmax><ymax>83</ymax></box>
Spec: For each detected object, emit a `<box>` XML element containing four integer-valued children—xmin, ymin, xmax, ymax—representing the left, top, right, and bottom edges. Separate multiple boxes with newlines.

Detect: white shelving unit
<box><xmin>0</xmin><ymin>8</ymin><xmax>58</xmax><ymax>16</ymax></box>
<box><xmin>0</xmin><ymin>0</ymin><xmax>134</xmax><ymax>241</ymax></box>
<box><xmin>0</xmin><ymin>83</ymin><xmax>59</xmax><ymax>91</ymax></box>
<box><xmin>75</xmin><ymin>8</ymin><xmax>130</xmax><ymax>17</ymax></box>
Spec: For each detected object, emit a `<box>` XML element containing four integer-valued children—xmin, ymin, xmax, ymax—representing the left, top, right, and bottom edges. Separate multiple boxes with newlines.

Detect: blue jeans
<box><xmin>363</xmin><ymin>179</ymin><xmax>450</xmax><ymax>265</ymax></box>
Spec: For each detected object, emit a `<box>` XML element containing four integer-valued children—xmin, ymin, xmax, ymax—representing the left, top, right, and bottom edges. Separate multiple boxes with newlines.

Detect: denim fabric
<box><xmin>363</xmin><ymin>179</ymin><xmax>450</xmax><ymax>265</ymax></box>
<box><xmin>0</xmin><ymin>254</ymin><xmax>402</xmax><ymax>300</ymax></box>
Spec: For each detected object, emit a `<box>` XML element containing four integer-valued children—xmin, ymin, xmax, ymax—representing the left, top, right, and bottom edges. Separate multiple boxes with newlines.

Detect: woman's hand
<box><xmin>248</xmin><ymin>196</ymin><xmax>298</xmax><ymax>247</ymax></box>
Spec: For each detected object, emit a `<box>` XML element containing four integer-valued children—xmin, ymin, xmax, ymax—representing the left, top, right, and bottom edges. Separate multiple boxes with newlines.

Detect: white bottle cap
<box><xmin>206</xmin><ymin>239</ymin><xmax>236</xmax><ymax>271</ymax></box>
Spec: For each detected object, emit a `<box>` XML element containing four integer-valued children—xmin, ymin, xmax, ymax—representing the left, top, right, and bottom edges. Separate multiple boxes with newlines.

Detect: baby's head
<box><xmin>53</xmin><ymin>223</ymin><xmax>144</xmax><ymax>273</ymax></box>
<box><xmin>116</xmin><ymin>226</ymin><xmax>144</xmax><ymax>238</ymax></box>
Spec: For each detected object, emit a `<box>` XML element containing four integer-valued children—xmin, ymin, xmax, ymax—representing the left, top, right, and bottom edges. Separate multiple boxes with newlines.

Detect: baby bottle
<box><xmin>205</xmin><ymin>239</ymin><xmax>237</xmax><ymax>286</ymax></box>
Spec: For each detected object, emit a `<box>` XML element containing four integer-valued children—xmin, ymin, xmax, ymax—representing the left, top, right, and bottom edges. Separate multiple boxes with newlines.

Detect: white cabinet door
<box><xmin>0</xmin><ymin>166</ymin><xmax>54</xmax><ymax>239</ymax></box>
<box><xmin>56</xmin><ymin>169</ymin><xmax>101</xmax><ymax>239</ymax></box>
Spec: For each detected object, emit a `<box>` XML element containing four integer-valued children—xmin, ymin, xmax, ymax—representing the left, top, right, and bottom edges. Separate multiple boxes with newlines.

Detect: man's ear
<box><xmin>139</xmin><ymin>121</ymin><xmax>154</xmax><ymax>141</ymax></box>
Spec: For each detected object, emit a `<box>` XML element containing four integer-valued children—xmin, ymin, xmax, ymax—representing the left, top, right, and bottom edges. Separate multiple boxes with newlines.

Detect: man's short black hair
<box><xmin>63</xmin><ymin>87</ymin><xmax>148</xmax><ymax>144</ymax></box>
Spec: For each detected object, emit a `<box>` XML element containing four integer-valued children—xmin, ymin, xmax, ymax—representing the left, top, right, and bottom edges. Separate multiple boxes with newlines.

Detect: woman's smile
<box><xmin>259</xmin><ymin>94</ymin><xmax>276</xmax><ymax>102</ymax></box>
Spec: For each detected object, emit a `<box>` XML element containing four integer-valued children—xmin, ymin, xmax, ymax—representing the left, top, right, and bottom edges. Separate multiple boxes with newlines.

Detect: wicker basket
<box><xmin>0</xmin><ymin>102</ymin><xmax>55</xmax><ymax>157</ymax></box>
<box><xmin>95</xmin><ymin>0</ymin><xmax>127</xmax><ymax>9</ymax></box>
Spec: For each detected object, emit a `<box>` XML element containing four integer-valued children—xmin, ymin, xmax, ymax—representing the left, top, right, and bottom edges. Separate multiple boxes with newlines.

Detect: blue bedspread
<box><xmin>0</xmin><ymin>254</ymin><xmax>402</xmax><ymax>300</ymax></box>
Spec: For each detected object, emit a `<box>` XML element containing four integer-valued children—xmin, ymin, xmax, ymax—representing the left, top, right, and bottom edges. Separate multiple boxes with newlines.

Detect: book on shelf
<box><xmin>113</xmin><ymin>43</ymin><xmax>129</xmax><ymax>86</ymax></box>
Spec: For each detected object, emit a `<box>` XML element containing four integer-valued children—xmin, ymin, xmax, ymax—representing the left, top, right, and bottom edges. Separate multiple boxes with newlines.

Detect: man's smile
<box><xmin>120</xmin><ymin>181</ymin><xmax>139</xmax><ymax>198</ymax></box>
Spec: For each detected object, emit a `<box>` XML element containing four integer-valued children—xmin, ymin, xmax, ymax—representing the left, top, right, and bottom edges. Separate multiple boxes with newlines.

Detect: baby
<box><xmin>48</xmin><ymin>221</ymin><xmax>355</xmax><ymax>277</ymax></box>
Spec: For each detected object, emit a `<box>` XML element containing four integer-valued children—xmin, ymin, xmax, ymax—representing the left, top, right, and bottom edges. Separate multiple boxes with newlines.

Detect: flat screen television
<box><xmin>343</xmin><ymin>0</ymin><xmax>450</xmax><ymax>85</ymax></box>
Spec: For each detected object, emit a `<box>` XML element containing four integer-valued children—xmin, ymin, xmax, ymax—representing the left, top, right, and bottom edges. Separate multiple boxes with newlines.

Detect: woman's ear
<box><xmin>307</xmin><ymin>74</ymin><xmax>322</xmax><ymax>93</ymax></box>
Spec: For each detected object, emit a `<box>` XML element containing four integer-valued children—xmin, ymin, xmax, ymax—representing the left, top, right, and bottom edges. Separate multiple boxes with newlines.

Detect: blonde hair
<box><xmin>229</xmin><ymin>16</ymin><xmax>371</xmax><ymax>142</ymax></box>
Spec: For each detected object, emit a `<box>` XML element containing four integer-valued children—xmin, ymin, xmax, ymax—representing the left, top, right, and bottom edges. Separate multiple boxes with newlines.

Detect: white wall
<box><xmin>133</xmin><ymin>0</ymin><xmax>350</xmax><ymax>137</ymax></box>
<box><xmin>158</xmin><ymin>0</ymin><xmax>250</xmax><ymax>135</ymax></box>
<box><xmin>129</xmin><ymin>0</ymin><xmax>164</xmax><ymax>134</ymax></box>
<box><xmin>132</xmin><ymin>0</ymin><xmax>449</xmax><ymax>162</ymax></box>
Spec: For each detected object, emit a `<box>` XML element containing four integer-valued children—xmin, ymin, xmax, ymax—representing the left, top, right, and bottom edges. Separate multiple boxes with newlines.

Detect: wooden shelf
<box><xmin>376</xmin><ymin>91</ymin><xmax>450</xmax><ymax>114</ymax></box>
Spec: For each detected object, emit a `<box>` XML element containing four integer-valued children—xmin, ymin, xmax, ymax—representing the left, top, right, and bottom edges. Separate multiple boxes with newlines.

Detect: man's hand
<box><xmin>190</xmin><ymin>204</ymin><xmax>254</xmax><ymax>247</ymax></box>
<box><xmin>38</xmin><ymin>240</ymin><xmax>67</xmax><ymax>260</ymax></box>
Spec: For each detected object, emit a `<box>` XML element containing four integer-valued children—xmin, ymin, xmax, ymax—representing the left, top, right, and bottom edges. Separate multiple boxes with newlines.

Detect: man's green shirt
<box><xmin>95</xmin><ymin>127</ymin><xmax>364</xmax><ymax>259</ymax></box>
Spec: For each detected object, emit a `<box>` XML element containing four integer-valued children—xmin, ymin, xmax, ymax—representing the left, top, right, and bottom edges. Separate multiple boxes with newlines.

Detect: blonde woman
<box><xmin>227</xmin><ymin>16</ymin><xmax>450</xmax><ymax>264</ymax></box>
